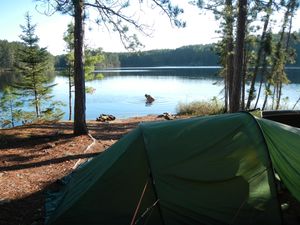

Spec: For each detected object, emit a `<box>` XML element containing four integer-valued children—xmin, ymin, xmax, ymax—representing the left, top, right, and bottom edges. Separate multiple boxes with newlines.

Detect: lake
<box><xmin>1</xmin><ymin>66</ymin><xmax>300</xmax><ymax>120</ymax></box>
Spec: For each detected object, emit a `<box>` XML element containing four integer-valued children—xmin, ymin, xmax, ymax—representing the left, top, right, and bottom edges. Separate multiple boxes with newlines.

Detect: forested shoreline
<box><xmin>2</xmin><ymin>39</ymin><xmax>300</xmax><ymax>71</ymax></box>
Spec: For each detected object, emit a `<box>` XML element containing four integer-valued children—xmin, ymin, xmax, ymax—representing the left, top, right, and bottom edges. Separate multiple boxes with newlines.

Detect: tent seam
<box><xmin>139</xmin><ymin>124</ymin><xmax>166</xmax><ymax>225</ymax></box>
<box><xmin>243</xmin><ymin>111</ymin><xmax>284</xmax><ymax>224</ymax></box>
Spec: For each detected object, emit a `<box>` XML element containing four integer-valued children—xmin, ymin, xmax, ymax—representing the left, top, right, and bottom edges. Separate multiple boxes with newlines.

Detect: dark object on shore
<box><xmin>145</xmin><ymin>94</ymin><xmax>155</xmax><ymax>104</ymax></box>
<box><xmin>96</xmin><ymin>114</ymin><xmax>116</xmax><ymax>122</ymax></box>
<box><xmin>262</xmin><ymin>110</ymin><xmax>300</xmax><ymax>128</ymax></box>
<box><xmin>157</xmin><ymin>112</ymin><xmax>176</xmax><ymax>120</ymax></box>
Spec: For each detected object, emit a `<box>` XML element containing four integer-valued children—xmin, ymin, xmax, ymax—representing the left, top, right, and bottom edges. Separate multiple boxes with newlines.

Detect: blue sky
<box><xmin>0</xmin><ymin>0</ymin><xmax>221</xmax><ymax>55</ymax></box>
<box><xmin>0</xmin><ymin>0</ymin><xmax>71</xmax><ymax>55</ymax></box>
<box><xmin>1</xmin><ymin>0</ymin><xmax>299</xmax><ymax>56</ymax></box>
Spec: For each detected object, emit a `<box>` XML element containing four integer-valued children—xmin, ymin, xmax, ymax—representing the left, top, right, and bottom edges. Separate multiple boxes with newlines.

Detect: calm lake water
<box><xmin>1</xmin><ymin>66</ymin><xmax>300</xmax><ymax>120</ymax></box>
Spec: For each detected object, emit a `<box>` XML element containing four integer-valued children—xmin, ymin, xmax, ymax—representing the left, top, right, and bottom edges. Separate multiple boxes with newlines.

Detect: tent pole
<box><xmin>130</xmin><ymin>180</ymin><xmax>149</xmax><ymax>225</ymax></box>
<box><xmin>247</xmin><ymin>112</ymin><xmax>284</xmax><ymax>224</ymax></box>
<box><xmin>148</xmin><ymin>172</ymin><xmax>166</xmax><ymax>225</ymax></box>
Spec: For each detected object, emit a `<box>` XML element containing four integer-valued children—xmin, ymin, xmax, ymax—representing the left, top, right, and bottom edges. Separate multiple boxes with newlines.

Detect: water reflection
<box><xmin>95</xmin><ymin>67</ymin><xmax>221</xmax><ymax>80</ymax></box>
<box><xmin>0</xmin><ymin>71</ymin><xmax>56</xmax><ymax>91</ymax></box>
<box><xmin>0</xmin><ymin>72</ymin><xmax>22</xmax><ymax>90</ymax></box>
<box><xmin>1</xmin><ymin>67</ymin><xmax>300</xmax><ymax>120</ymax></box>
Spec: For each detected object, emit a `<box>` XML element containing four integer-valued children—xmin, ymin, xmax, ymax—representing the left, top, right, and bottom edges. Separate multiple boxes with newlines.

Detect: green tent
<box><xmin>46</xmin><ymin>112</ymin><xmax>300</xmax><ymax>225</ymax></box>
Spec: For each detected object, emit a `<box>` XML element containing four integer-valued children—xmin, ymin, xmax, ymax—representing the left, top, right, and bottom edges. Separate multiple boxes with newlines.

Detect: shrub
<box><xmin>176</xmin><ymin>98</ymin><xmax>224</xmax><ymax>116</ymax></box>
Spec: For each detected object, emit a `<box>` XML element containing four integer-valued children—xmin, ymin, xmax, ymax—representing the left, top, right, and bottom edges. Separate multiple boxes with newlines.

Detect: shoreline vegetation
<box><xmin>1</xmin><ymin>37</ymin><xmax>300</xmax><ymax>129</ymax></box>
<box><xmin>1</xmin><ymin>39</ymin><xmax>300</xmax><ymax>72</ymax></box>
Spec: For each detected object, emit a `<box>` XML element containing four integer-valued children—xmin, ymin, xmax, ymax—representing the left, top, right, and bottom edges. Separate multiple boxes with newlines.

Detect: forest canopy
<box><xmin>1</xmin><ymin>37</ymin><xmax>300</xmax><ymax>71</ymax></box>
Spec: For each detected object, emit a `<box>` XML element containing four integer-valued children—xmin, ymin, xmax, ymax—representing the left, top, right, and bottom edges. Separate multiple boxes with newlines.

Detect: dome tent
<box><xmin>46</xmin><ymin>112</ymin><xmax>300</xmax><ymax>225</ymax></box>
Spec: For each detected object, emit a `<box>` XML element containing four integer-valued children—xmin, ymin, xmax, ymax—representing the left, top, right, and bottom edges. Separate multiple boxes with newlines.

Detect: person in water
<box><xmin>145</xmin><ymin>94</ymin><xmax>155</xmax><ymax>104</ymax></box>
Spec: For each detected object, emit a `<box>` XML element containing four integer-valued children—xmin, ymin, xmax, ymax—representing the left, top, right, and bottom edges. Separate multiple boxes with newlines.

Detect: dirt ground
<box><xmin>0</xmin><ymin>115</ymin><xmax>166</xmax><ymax>225</ymax></box>
<box><xmin>0</xmin><ymin>115</ymin><xmax>299</xmax><ymax>225</ymax></box>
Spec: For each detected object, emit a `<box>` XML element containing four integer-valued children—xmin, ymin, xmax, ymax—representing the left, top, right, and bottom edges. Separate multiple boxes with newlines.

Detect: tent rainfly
<box><xmin>45</xmin><ymin>112</ymin><xmax>300</xmax><ymax>225</ymax></box>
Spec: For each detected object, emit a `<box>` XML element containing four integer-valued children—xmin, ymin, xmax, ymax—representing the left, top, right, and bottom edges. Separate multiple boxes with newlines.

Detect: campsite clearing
<box><xmin>0</xmin><ymin>114</ymin><xmax>299</xmax><ymax>225</ymax></box>
<box><xmin>0</xmin><ymin>115</ymin><xmax>164</xmax><ymax>225</ymax></box>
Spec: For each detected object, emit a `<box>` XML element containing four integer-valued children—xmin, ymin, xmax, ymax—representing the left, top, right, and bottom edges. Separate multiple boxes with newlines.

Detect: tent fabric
<box><xmin>257</xmin><ymin>118</ymin><xmax>300</xmax><ymax>202</ymax></box>
<box><xmin>46</xmin><ymin>112</ymin><xmax>300</xmax><ymax>225</ymax></box>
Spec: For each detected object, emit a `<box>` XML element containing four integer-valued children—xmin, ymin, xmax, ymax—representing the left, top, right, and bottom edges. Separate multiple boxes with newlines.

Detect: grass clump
<box><xmin>176</xmin><ymin>98</ymin><xmax>224</xmax><ymax>116</ymax></box>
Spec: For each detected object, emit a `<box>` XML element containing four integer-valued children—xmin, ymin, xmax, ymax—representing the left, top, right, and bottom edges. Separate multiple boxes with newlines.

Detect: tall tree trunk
<box><xmin>230</xmin><ymin>0</ymin><xmax>247</xmax><ymax>112</ymax></box>
<box><xmin>275</xmin><ymin>4</ymin><xmax>295</xmax><ymax>110</ymax></box>
<box><xmin>68</xmin><ymin>65</ymin><xmax>72</xmax><ymax>121</ymax></box>
<box><xmin>32</xmin><ymin>66</ymin><xmax>40</xmax><ymax>118</ymax></box>
<box><xmin>263</xmin><ymin>0</ymin><xmax>296</xmax><ymax>110</ymax></box>
<box><xmin>9</xmin><ymin>99</ymin><xmax>15</xmax><ymax>127</ymax></box>
<box><xmin>293</xmin><ymin>96</ymin><xmax>300</xmax><ymax>109</ymax></box>
<box><xmin>73</xmin><ymin>0</ymin><xmax>88</xmax><ymax>134</ymax></box>
<box><xmin>275</xmin><ymin>82</ymin><xmax>282</xmax><ymax>109</ymax></box>
<box><xmin>245</xmin><ymin>0</ymin><xmax>272</xmax><ymax>109</ymax></box>
<box><xmin>271</xmin><ymin>85</ymin><xmax>276</xmax><ymax>109</ymax></box>
<box><xmin>241</xmin><ymin>46</ymin><xmax>247</xmax><ymax>110</ymax></box>
<box><xmin>224</xmin><ymin>73</ymin><xmax>229</xmax><ymax>111</ymax></box>
<box><xmin>254</xmin><ymin>55</ymin><xmax>268</xmax><ymax>109</ymax></box>
<box><xmin>262</xmin><ymin>82</ymin><xmax>271</xmax><ymax>110</ymax></box>
<box><xmin>225</xmin><ymin>0</ymin><xmax>234</xmax><ymax>112</ymax></box>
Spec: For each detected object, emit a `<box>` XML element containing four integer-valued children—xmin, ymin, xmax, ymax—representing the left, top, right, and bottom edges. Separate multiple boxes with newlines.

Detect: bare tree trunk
<box><xmin>225</xmin><ymin>0</ymin><xmax>234</xmax><ymax>113</ymax></box>
<box><xmin>230</xmin><ymin>0</ymin><xmax>247</xmax><ymax>112</ymax></box>
<box><xmin>272</xmin><ymin>85</ymin><xmax>276</xmax><ymax>109</ymax></box>
<box><xmin>293</xmin><ymin>97</ymin><xmax>300</xmax><ymax>109</ymax></box>
<box><xmin>241</xmin><ymin>47</ymin><xmax>247</xmax><ymax>110</ymax></box>
<box><xmin>9</xmin><ymin>99</ymin><xmax>15</xmax><ymax>127</ymax></box>
<box><xmin>245</xmin><ymin>0</ymin><xmax>272</xmax><ymax>109</ymax></box>
<box><xmin>224</xmin><ymin>75</ymin><xmax>229</xmax><ymax>112</ymax></box>
<box><xmin>32</xmin><ymin>67</ymin><xmax>40</xmax><ymax>118</ymax></box>
<box><xmin>275</xmin><ymin>5</ymin><xmax>295</xmax><ymax>110</ymax></box>
<box><xmin>68</xmin><ymin>65</ymin><xmax>72</xmax><ymax>121</ymax></box>
<box><xmin>275</xmin><ymin>82</ymin><xmax>282</xmax><ymax>109</ymax></box>
<box><xmin>73</xmin><ymin>0</ymin><xmax>88</xmax><ymax>135</ymax></box>
<box><xmin>254</xmin><ymin>56</ymin><xmax>268</xmax><ymax>109</ymax></box>
<box><xmin>262</xmin><ymin>82</ymin><xmax>270</xmax><ymax>110</ymax></box>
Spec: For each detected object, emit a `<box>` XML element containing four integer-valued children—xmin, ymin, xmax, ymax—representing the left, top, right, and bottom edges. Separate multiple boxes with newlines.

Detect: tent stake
<box><xmin>130</xmin><ymin>179</ymin><xmax>149</xmax><ymax>225</ymax></box>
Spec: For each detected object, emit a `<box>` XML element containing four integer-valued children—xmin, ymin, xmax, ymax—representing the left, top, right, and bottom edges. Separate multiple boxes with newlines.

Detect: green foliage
<box><xmin>118</xmin><ymin>44</ymin><xmax>218</xmax><ymax>67</ymax></box>
<box><xmin>40</xmin><ymin>101</ymin><xmax>65</xmax><ymax>121</ymax></box>
<box><xmin>176</xmin><ymin>98</ymin><xmax>224</xmax><ymax>116</ymax></box>
<box><xmin>62</xmin><ymin>22</ymin><xmax>105</xmax><ymax>81</ymax></box>
<box><xmin>62</xmin><ymin>22</ymin><xmax>105</xmax><ymax>120</ymax></box>
<box><xmin>0</xmin><ymin>40</ymin><xmax>15</xmax><ymax>70</ymax></box>
<box><xmin>13</xmin><ymin>12</ymin><xmax>63</xmax><ymax>121</ymax></box>
<box><xmin>54</xmin><ymin>54</ymin><xmax>68</xmax><ymax>69</ymax></box>
<box><xmin>98</xmin><ymin>52</ymin><xmax>121</xmax><ymax>68</ymax></box>
<box><xmin>0</xmin><ymin>40</ymin><xmax>23</xmax><ymax>71</ymax></box>
<box><xmin>52</xmin><ymin>36</ymin><xmax>300</xmax><ymax>70</ymax></box>
<box><xmin>54</xmin><ymin>44</ymin><xmax>218</xmax><ymax>69</ymax></box>
<box><xmin>0</xmin><ymin>86</ymin><xmax>23</xmax><ymax>128</ymax></box>
<box><xmin>84</xmin><ymin>49</ymin><xmax>104</xmax><ymax>81</ymax></box>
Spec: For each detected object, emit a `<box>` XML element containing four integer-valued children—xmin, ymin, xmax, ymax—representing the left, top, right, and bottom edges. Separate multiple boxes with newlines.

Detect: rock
<box><xmin>157</xmin><ymin>112</ymin><xmax>176</xmax><ymax>120</ymax></box>
<box><xmin>42</xmin><ymin>143</ymin><xmax>56</xmax><ymax>149</ymax></box>
<box><xmin>96</xmin><ymin>114</ymin><xmax>116</xmax><ymax>122</ymax></box>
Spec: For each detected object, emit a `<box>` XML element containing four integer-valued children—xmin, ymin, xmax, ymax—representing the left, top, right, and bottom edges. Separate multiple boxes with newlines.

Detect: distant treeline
<box><xmin>2</xmin><ymin>39</ymin><xmax>300</xmax><ymax>71</ymax></box>
<box><xmin>53</xmin><ymin>44</ymin><xmax>218</xmax><ymax>69</ymax></box>
<box><xmin>0</xmin><ymin>40</ymin><xmax>22</xmax><ymax>71</ymax></box>
<box><xmin>117</xmin><ymin>44</ymin><xmax>218</xmax><ymax>67</ymax></box>
<box><xmin>53</xmin><ymin>42</ymin><xmax>300</xmax><ymax>68</ymax></box>
<box><xmin>0</xmin><ymin>39</ymin><xmax>55</xmax><ymax>72</ymax></box>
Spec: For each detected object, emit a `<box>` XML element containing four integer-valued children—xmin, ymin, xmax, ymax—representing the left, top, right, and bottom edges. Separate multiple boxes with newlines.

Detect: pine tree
<box><xmin>63</xmin><ymin>22</ymin><xmax>75</xmax><ymax>120</ymax></box>
<box><xmin>14</xmin><ymin>12</ymin><xmax>59</xmax><ymax>119</ymax></box>
<box><xmin>63</xmin><ymin>22</ymin><xmax>104</xmax><ymax>121</ymax></box>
